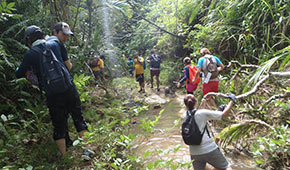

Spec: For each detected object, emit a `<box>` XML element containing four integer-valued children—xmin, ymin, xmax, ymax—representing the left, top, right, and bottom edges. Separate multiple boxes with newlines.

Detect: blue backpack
<box><xmin>37</xmin><ymin>43</ymin><xmax>73</xmax><ymax>95</ymax></box>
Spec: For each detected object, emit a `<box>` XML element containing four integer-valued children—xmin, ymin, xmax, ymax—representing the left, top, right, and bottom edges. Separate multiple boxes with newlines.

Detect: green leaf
<box><xmin>143</xmin><ymin>150</ymin><xmax>151</xmax><ymax>158</ymax></box>
<box><xmin>6</xmin><ymin>2</ymin><xmax>15</xmax><ymax>9</ymax></box>
<box><xmin>2</xmin><ymin>1</ymin><xmax>7</xmax><ymax>8</ymax></box>
<box><xmin>189</xmin><ymin>3</ymin><xmax>201</xmax><ymax>24</ymax></box>
<box><xmin>111</xmin><ymin>163</ymin><xmax>118</xmax><ymax>169</ymax></box>
<box><xmin>146</xmin><ymin>162</ymin><xmax>154</xmax><ymax>169</ymax></box>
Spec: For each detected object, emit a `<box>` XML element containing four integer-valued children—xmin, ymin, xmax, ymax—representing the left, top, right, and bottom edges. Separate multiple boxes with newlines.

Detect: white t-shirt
<box><xmin>189</xmin><ymin>109</ymin><xmax>223</xmax><ymax>155</ymax></box>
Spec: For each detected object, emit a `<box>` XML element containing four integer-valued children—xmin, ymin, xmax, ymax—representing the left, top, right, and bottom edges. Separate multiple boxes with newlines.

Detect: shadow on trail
<box><xmin>131</xmin><ymin>87</ymin><xmax>259</xmax><ymax>170</ymax></box>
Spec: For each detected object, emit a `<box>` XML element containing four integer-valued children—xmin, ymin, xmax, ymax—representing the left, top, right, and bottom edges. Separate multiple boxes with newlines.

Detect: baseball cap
<box><xmin>53</xmin><ymin>22</ymin><xmax>74</xmax><ymax>35</ymax></box>
<box><xmin>24</xmin><ymin>25</ymin><xmax>42</xmax><ymax>43</ymax></box>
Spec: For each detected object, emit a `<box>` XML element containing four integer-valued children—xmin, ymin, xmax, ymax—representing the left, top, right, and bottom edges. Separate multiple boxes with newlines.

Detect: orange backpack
<box><xmin>186</xmin><ymin>65</ymin><xmax>200</xmax><ymax>85</ymax></box>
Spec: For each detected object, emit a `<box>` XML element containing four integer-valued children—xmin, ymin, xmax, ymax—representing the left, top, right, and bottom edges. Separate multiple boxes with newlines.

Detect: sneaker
<box><xmin>157</xmin><ymin>88</ymin><xmax>160</xmax><ymax>91</ymax></box>
<box><xmin>82</xmin><ymin>149</ymin><xmax>94</xmax><ymax>161</ymax></box>
<box><xmin>151</xmin><ymin>86</ymin><xmax>153</xmax><ymax>88</ymax></box>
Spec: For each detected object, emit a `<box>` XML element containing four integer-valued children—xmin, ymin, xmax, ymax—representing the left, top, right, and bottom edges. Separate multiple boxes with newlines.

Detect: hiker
<box><xmin>16</xmin><ymin>24</ymin><xmax>91</xmax><ymax>158</ymax></box>
<box><xmin>126</xmin><ymin>57</ymin><xmax>134</xmax><ymax>77</ymax></box>
<box><xmin>146</xmin><ymin>49</ymin><xmax>161</xmax><ymax>91</ymax></box>
<box><xmin>133</xmin><ymin>51</ymin><xmax>146</xmax><ymax>92</ymax></box>
<box><xmin>177</xmin><ymin>57</ymin><xmax>200</xmax><ymax>94</ymax></box>
<box><xmin>192</xmin><ymin>48</ymin><xmax>224</xmax><ymax>109</ymax></box>
<box><xmin>89</xmin><ymin>55</ymin><xmax>105</xmax><ymax>84</ymax></box>
<box><xmin>183</xmin><ymin>94</ymin><xmax>235</xmax><ymax>170</ymax></box>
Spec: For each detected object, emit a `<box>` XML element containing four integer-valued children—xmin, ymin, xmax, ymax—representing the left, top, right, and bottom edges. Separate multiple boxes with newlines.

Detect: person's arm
<box><xmin>218</xmin><ymin>63</ymin><xmax>224</xmax><ymax>72</ymax></box>
<box><xmin>192</xmin><ymin>67</ymin><xmax>201</xmax><ymax>84</ymax></box>
<box><xmin>192</xmin><ymin>58</ymin><xmax>203</xmax><ymax>84</ymax></box>
<box><xmin>16</xmin><ymin>53</ymin><xmax>30</xmax><ymax>78</ymax></box>
<box><xmin>100</xmin><ymin>59</ymin><xmax>105</xmax><ymax>79</ymax></box>
<box><xmin>59</xmin><ymin>43</ymin><xmax>72</xmax><ymax>71</ymax></box>
<box><xmin>101</xmin><ymin>69</ymin><xmax>105</xmax><ymax>80</ymax></box>
<box><xmin>222</xmin><ymin>101</ymin><xmax>234</xmax><ymax>118</ymax></box>
<box><xmin>215</xmin><ymin>56</ymin><xmax>224</xmax><ymax>72</ymax></box>
<box><xmin>146</xmin><ymin>56</ymin><xmax>151</xmax><ymax>63</ymax></box>
<box><xmin>177</xmin><ymin>67</ymin><xmax>188</xmax><ymax>87</ymax></box>
<box><xmin>64</xmin><ymin>60</ymin><xmax>72</xmax><ymax>71</ymax></box>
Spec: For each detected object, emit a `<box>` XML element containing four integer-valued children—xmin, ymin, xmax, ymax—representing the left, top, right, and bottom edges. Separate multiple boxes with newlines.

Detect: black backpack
<box><xmin>149</xmin><ymin>54</ymin><xmax>161</xmax><ymax>68</ymax></box>
<box><xmin>38</xmin><ymin>44</ymin><xmax>73</xmax><ymax>95</ymax></box>
<box><xmin>181</xmin><ymin>110</ymin><xmax>210</xmax><ymax>145</ymax></box>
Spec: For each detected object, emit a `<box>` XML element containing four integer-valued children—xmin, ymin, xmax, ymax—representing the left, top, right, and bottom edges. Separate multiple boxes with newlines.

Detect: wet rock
<box><xmin>153</xmin><ymin>105</ymin><xmax>161</xmax><ymax>109</ymax></box>
<box><xmin>165</xmin><ymin>86</ymin><xmax>170</xmax><ymax>96</ymax></box>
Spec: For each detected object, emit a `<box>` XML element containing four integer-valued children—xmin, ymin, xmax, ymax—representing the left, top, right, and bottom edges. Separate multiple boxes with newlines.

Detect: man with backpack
<box><xmin>192</xmin><ymin>48</ymin><xmax>224</xmax><ymax>108</ymax></box>
<box><xmin>89</xmin><ymin>55</ymin><xmax>105</xmax><ymax>84</ymax></box>
<box><xmin>146</xmin><ymin>49</ymin><xmax>161</xmax><ymax>91</ymax></box>
<box><xmin>16</xmin><ymin>24</ymin><xmax>91</xmax><ymax>158</ymax></box>
<box><xmin>182</xmin><ymin>94</ymin><xmax>235</xmax><ymax>170</ymax></box>
<box><xmin>177</xmin><ymin>57</ymin><xmax>200</xmax><ymax>94</ymax></box>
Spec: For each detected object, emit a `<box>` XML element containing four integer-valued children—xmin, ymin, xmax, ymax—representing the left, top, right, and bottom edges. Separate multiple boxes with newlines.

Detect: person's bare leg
<box><xmin>55</xmin><ymin>138</ymin><xmax>66</xmax><ymax>155</ymax></box>
<box><xmin>150</xmin><ymin>75</ymin><xmax>153</xmax><ymax>88</ymax></box>
<box><xmin>138</xmin><ymin>81</ymin><xmax>142</xmax><ymax>91</ymax></box>
<box><xmin>142</xmin><ymin>82</ymin><xmax>145</xmax><ymax>92</ymax></box>
<box><xmin>156</xmin><ymin>76</ymin><xmax>160</xmax><ymax>90</ymax></box>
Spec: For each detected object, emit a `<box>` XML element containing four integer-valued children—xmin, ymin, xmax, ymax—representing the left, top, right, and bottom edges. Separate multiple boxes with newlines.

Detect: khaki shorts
<box><xmin>191</xmin><ymin>148</ymin><xmax>230</xmax><ymax>170</ymax></box>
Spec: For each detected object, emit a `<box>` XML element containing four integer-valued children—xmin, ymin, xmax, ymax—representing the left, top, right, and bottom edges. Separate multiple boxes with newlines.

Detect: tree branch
<box><xmin>203</xmin><ymin>71</ymin><xmax>290</xmax><ymax>100</ymax></box>
<box><xmin>137</xmin><ymin>15</ymin><xmax>184</xmax><ymax>39</ymax></box>
<box><xmin>227</xmin><ymin>61</ymin><xmax>260</xmax><ymax>82</ymax></box>
<box><xmin>126</xmin><ymin>0</ymin><xmax>184</xmax><ymax>39</ymax></box>
<box><xmin>260</xmin><ymin>92</ymin><xmax>290</xmax><ymax>109</ymax></box>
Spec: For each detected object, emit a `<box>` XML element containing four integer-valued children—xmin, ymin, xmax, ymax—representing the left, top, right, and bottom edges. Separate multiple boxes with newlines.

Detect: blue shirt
<box><xmin>179</xmin><ymin>66</ymin><xmax>190</xmax><ymax>84</ymax></box>
<box><xmin>196</xmin><ymin>56</ymin><xmax>222</xmax><ymax>69</ymax></box>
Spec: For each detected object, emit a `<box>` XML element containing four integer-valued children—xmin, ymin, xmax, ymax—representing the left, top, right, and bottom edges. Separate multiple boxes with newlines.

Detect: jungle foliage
<box><xmin>0</xmin><ymin>0</ymin><xmax>290</xmax><ymax>169</ymax></box>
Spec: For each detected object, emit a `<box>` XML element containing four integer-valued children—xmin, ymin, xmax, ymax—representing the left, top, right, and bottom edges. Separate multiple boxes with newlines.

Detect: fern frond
<box><xmin>217</xmin><ymin>120</ymin><xmax>273</xmax><ymax>148</ymax></box>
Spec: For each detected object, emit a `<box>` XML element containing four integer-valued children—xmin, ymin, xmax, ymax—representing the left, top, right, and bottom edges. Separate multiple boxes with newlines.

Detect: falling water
<box><xmin>99</xmin><ymin>0</ymin><xmax>121</xmax><ymax>77</ymax></box>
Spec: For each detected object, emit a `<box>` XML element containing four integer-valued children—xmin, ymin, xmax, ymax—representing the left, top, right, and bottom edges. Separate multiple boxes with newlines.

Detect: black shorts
<box><xmin>136</xmin><ymin>74</ymin><xmax>144</xmax><ymax>83</ymax></box>
<box><xmin>46</xmin><ymin>84</ymin><xmax>88</xmax><ymax>140</ymax></box>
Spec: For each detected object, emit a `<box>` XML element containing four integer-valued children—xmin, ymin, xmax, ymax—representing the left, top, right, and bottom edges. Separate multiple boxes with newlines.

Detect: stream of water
<box><xmin>131</xmin><ymin>89</ymin><xmax>259</xmax><ymax>170</ymax></box>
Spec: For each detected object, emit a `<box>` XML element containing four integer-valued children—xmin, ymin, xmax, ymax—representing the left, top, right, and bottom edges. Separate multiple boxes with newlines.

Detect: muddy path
<box><xmin>131</xmin><ymin>87</ymin><xmax>259</xmax><ymax>170</ymax></box>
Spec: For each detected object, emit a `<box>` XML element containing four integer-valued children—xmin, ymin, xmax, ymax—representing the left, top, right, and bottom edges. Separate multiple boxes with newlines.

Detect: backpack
<box><xmin>187</xmin><ymin>65</ymin><xmax>200</xmax><ymax>85</ymax></box>
<box><xmin>181</xmin><ymin>110</ymin><xmax>210</xmax><ymax>145</ymax></box>
<box><xmin>88</xmin><ymin>57</ymin><xmax>100</xmax><ymax>68</ymax></box>
<box><xmin>38</xmin><ymin>44</ymin><xmax>73</xmax><ymax>95</ymax></box>
<box><xmin>203</xmin><ymin>55</ymin><xmax>218</xmax><ymax>79</ymax></box>
<box><xmin>149</xmin><ymin>54</ymin><xmax>161</xmax><ymax>68</ymax></box>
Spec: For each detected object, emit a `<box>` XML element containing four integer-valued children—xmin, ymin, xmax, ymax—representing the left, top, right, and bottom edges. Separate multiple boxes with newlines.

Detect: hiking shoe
<box><xmin>157</xmin><ymin>88</ymin><xmax>160</xmax><ymax>91</ymax></box>
<box><xmin>151</xmin><ymin>85</ymin><xmax>153</xmax><ymax>88</ymax></box>
<box><xmin>138</xmin><ymin>89</ymin><xmax>142</xmax><ymax>92</ymax></box>
<box><xmin>81</xmin><ymin>149</ymin><xmax>94</xmax><ymax>161</ymax></box>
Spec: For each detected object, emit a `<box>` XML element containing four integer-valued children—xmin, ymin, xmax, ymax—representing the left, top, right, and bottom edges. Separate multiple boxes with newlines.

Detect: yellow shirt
<box><xmin>92</xmin><ymin>59</ymin><xmax>104</xmax><ymax>71</ymax></box>
<box><xmin>134</xmin><ymin>57</ymin><xmax>144</xmax><ymax>74</ymax></box>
